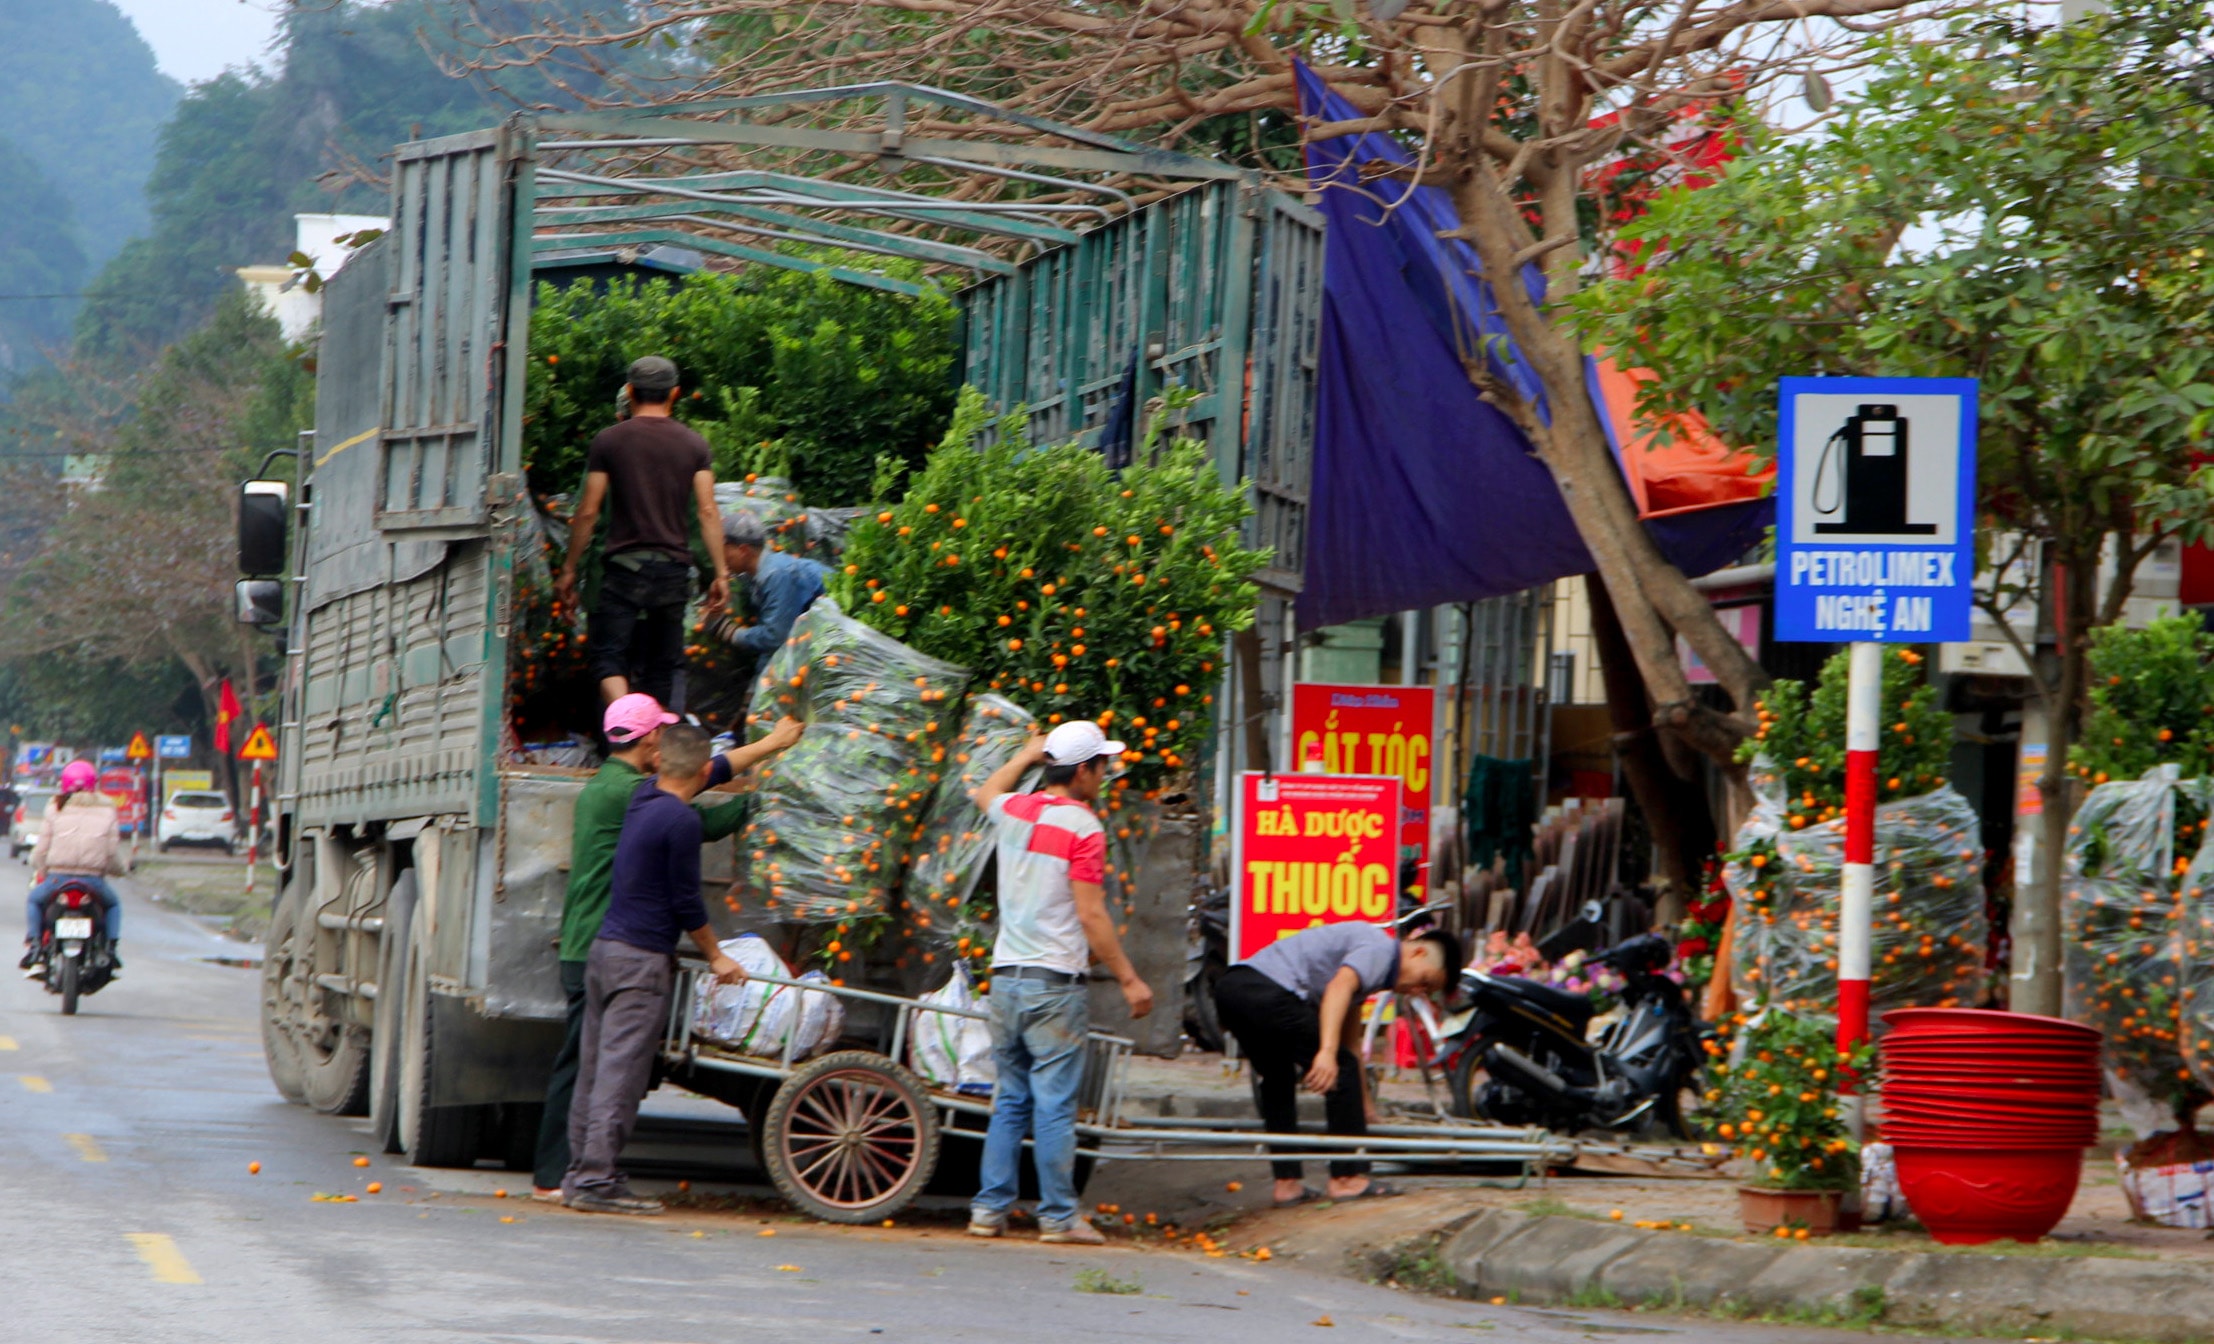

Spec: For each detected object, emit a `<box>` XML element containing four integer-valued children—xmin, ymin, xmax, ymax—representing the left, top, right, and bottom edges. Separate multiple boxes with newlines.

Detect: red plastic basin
<box><xmin>1882</xmin><ymin>1008</ymin><xmax>2102</xmax><ymax>1044</ymax></box>
<box><xmin>1892</xmin><ymin>1146</ymin><xmax>2083</xmax><ymax>1244</ymax></box>
<box><xmin>1881</xmin><ymin>1124</ymin><xmax>2095</xmax><ymax>1151</ymax></box>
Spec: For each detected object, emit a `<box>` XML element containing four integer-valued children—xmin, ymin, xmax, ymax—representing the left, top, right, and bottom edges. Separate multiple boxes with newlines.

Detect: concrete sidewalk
<box><xmin>1230</xmin><ymin>1174</ymin><xmax>2214</xmax><ymax>1342</ymax></box>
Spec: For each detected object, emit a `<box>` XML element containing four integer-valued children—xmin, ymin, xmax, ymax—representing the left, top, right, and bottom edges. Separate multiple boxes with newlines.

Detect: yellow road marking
<box><xmin>66</xmin><ymin>1132</ymin><xmax>106</xmax><ymax>1162</ymax></box>
<box><xmin>0</xmin><ymin>1035</ymin><xmax>17</xmax><ymax>1050</ymax></box>
<box><xmin>125</xmin><ymin>1233</ymin><xmax>202</xmax><ymax>1285</ymax></box>
<box><xmin>18</xmin><ymin>1075</ymin><xmax>51</xmax><ymax>1093</ymax></box>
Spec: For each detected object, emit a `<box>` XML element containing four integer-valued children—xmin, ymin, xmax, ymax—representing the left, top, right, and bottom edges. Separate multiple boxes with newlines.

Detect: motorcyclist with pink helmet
<box><xmin>20</xmin><ymin>759</ymin><xmax>127</xmax><ymax>976</ymax></box>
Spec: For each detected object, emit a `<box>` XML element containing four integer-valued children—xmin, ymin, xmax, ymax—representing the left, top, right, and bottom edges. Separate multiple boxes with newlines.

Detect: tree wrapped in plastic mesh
<box><xmin>733</xmin><ymin>599</ymin><xmax>970</xmax><ymax>927</ymax></box>
<box><xmin>2064</xmin><ymin>766</ymin><xmax>2211</xmax><ymax>1128</ymax></box>
<box><xmin>1723</xmin><ymin>647</ymin><xmax>1986</xmax><ymax>1024</ymax></box>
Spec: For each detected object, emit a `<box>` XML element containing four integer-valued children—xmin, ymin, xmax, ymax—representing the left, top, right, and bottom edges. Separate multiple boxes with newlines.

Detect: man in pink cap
<box><xmin>966</xmin><ymin>719</ymin><xmax>1152</xmax><ymax>1244</ymax></box>
<box><xmin>530</xmin><ymin>693</ymin><xmax>801</xmax><ymax>1199</ymax></box>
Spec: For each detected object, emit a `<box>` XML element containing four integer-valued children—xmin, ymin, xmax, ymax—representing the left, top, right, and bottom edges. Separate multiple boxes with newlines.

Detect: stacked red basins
<box><xmin>1878</xmin><ymin>1008</ymin><xmax>2103</xmax><ymax>1244</ymax></box>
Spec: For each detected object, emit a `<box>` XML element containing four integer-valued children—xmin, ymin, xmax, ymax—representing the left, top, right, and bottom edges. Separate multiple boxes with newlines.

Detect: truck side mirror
<box><xmin>235</xmin><ymin>579</ymin><xmax>284</xmax><ymax>627</ymax></box>
<box><xmin>239</xmin><ymin>480</ymin><xmax>289</xmax><ymax>576</ymax></box>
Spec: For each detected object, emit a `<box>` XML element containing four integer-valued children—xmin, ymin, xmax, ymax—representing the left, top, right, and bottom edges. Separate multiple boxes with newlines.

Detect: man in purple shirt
<box><xmin>562</xmin><ymin>724</ymin><xmax>745</xmax><ymax>1215</ymax></box>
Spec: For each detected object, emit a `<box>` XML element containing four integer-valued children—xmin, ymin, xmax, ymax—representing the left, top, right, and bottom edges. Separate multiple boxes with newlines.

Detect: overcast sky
<box><xmin>110</xmin><ymin>0</ymin><xmax>284</xmax><ymax>85</ymax></box>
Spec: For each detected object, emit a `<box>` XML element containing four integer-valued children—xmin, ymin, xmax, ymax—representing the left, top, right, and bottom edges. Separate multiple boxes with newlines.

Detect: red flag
<box><xmin>216</xmin><ymin>678</ymin><xmax>241</xmax><ymax>754</ymax></box>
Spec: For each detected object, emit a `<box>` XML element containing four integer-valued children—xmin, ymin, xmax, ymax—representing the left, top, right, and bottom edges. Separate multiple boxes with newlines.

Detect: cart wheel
<box><xmin>763</xmin><ymin>1050</ymin><xmax>940</xmax><ymax>1224</ymax></box>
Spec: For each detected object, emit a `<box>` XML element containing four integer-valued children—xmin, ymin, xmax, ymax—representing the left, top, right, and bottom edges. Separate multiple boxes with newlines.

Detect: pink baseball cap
<box><xmin>604</xmin><ymin>693</ymin><xmax>678</xmax><ymax>744</ymax></box>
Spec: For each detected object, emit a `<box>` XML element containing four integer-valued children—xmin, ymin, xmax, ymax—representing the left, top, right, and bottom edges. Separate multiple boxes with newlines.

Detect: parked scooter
<box><xmin>1181</xmin><ymin>882</ymin><xmax>1230</xmax><ymax>1053</ymax></box>
<box><xmin>1428</xmin><ymin>932</ymin><xmax>1702</xmax><ymax>1137</ymax></box>
<box><xmin>33</xmin><ymin>878</ymin><xmax>117</xmax><ymax>1015</ymax></box>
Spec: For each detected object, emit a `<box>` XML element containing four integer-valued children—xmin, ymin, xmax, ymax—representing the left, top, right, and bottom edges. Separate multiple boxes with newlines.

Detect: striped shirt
<box><xmin>986</xmin><ymin>791</ymin><xmax>1107</xmax><ymax>975</ymax></box>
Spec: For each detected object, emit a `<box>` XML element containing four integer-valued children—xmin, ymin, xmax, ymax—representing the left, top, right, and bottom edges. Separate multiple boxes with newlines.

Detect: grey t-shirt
<box><xmin>1244</xmin><ymin>922</ymin><xmax>1400</xmax><ymax>1003</ymax></box>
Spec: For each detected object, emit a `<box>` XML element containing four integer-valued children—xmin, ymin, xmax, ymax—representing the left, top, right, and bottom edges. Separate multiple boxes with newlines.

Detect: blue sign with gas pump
<box><xmin>1774</xmin><ymin>377</ymin><xmax>1977</xmax><ymax>644</ymax></box>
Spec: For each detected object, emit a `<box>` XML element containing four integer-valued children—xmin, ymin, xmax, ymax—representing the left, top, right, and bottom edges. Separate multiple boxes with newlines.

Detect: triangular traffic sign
<box><xmin>126</xmin><ymin>732</ymin><xmax>153</xmax><ymax>760</ymax></box>
<box><xmin>239</xmin><ymin>723</ymin><xmax>278</xmax><ymax>761</ymax></box>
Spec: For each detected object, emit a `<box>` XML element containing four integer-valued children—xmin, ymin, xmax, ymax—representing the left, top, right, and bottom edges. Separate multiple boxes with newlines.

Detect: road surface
<box><xmin>0</xmin><ymin>859</ymin><xmax>1965</xmax><ymax>1343</ymax></box>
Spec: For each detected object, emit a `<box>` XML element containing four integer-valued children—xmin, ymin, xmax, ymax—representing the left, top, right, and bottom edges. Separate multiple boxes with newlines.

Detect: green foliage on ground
<box><xmin>1740</xmin><ymin>646</ymin><xmax>1952</xmax><ymax>823</ymax></box>
<box><xmin>523</xmin><ymin>266</ymin><xmax>957</xmax><ymax>506</ymax></box>
<box><xmin>2072</xmin><ymin>616</ymin><xmax>2214</xmax><ymax>786</ymax></box>
<box><xmin>827</xmin><ymin>388</ymin><xmax>1266</xmax><ymax>787</ymax></box>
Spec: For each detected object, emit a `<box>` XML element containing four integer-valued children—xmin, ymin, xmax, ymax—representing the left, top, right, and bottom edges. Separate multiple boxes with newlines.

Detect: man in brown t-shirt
<box><xmin>556</xmin><ymin>356</ymin><xmax>730</xmax><ymax>708</ymax></box>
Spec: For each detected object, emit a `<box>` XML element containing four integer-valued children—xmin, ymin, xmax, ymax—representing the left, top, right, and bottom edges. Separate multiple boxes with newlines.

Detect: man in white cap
<box><xmin>966</xmin><ymin>719</ymin><xmax>1152</xmax><ymax>1245</ymax></box>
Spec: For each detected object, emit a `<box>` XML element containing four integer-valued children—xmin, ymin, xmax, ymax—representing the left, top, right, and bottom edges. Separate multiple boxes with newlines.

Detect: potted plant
<box><xmin>1707</xmin><ymin>1009</ymin><xmax>1866</xmax><ymax>1235</ymax></box>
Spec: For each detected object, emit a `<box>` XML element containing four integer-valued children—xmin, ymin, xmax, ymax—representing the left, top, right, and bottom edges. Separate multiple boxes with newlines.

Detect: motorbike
<box><xmin>34</xmin><ymin>879</ymin><xmax>117</xmax><ymax>1015</ymax></box>
<box><xmin>1181</xmin><ymin>881</ymin><xmax>1231</xmax><ymax>1052</ymax></box>
<box><xmin>1428</xmin><ymin>931</ymin><xmax>1702</xmax><ymax>1137</ymax></box>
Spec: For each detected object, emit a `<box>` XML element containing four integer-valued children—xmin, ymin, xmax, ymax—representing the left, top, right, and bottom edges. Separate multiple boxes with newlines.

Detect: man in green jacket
<box><xmin>532</xmin><ymin>693</ymin><xmax>802</xmax><ymax>1199</ymax></box>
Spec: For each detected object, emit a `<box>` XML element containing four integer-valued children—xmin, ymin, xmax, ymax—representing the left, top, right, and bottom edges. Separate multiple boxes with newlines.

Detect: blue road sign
<box><xmin>97</xmin><ymin>746</ymin><xmax>128</xmax><ymax>764</ymax></box>
<box><xmin>156</xmin><ymin>734</ymin><xmax>192</xmax><ymax>759</ymax></box>
<box><xmin>1775</xmin><ymin>377</ymin><xmax>1977</xmax><ymax>643</ymax></box>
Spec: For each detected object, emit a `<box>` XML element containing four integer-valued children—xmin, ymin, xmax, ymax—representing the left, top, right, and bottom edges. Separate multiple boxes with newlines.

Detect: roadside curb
<box><xmin>1435</xmin><ymin>1209</ymin><xmax>2214</xmax><ymax>1342</ymax></box>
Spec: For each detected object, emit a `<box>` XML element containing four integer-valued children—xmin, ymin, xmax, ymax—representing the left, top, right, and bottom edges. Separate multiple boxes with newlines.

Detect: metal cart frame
<box><xmin>659</xmin><ymin>963</ymin><xmax>1603</xmax><ymax>1224</ymax></box>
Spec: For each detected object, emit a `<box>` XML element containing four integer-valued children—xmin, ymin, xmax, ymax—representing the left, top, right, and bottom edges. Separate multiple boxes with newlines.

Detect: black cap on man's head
<box><xmin>627</xmin><ymin>355</ymin><xmax>679</xmax><ymax>393</ymax></box>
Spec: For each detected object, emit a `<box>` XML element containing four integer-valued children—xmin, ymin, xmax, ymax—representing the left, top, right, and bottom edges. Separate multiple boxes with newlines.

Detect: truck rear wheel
<box><xmin>260</xmin><ymin>881</ymin><xmax>308</xmax><ymax>1104</ymax></box>
<box><xmin>396</xmin><ymin>929</ymin><xmax>485</xmax><ymax>1168</ymax></box>
<box><xmin>368</xmin><ymin>872</ymin><xmax>419</xmax><ymax>1153</ymax></box>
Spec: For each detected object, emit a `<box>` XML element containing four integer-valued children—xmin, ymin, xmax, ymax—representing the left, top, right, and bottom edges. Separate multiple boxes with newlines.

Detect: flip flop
<box><xmin>1332</xmin><ymin>1179</ymin><xmax>1402</xmax><ymax>1202</ymax></box>
<box><xmin>1273</xmin><ymin>1186</ymin><xmax>1325</xmax><ymax>1208</ymax></box>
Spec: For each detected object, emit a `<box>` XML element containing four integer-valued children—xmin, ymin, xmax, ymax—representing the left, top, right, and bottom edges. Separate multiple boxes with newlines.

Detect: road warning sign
<box><xmin>126</xmin><ymin>732</ymin><xmax>153</xmax><ymax>760</ymax></box>
<box><xmin>238</xmin><ymin>723</ymin><xmax>278</xmax><ymax>761</ymax></box>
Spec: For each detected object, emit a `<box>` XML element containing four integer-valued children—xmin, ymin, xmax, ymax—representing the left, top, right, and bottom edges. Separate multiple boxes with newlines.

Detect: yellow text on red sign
<box><xmin>1230</xmin><ymin>772</ymin><xmax>1400</xmax><ymax>961</ymax></box>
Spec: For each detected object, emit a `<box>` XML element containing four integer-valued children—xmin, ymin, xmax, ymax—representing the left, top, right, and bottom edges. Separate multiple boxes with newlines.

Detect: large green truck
<box><xmin>243</xmin><ymin>85</ymin><xmax>1321</xmax><ymax>1166</ymax></box>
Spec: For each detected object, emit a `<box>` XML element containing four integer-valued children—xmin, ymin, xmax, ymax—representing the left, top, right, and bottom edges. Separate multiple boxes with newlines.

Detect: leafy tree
<box><xmin>0</xmin><ymin>137</ymin><xmax>87</xmax><ymax>378</ymax></box>
<box><xmin>0</xmin><ymin>290</ymin><xmax>310</xmax><ymax>757</ymax></box>
<box><xmin>74</xmin><ymin>1</ymin><xmax>519</xmax><ymax>358</ymax></box>
<box><xmin>0</xmin><ymin>0</ymin><xmax>177</xmax><ymax>267</ymax></box>
<box><xmin>463</xmin><ymin>0</ymin><xmax>1954</xmax><ymax>787</ymax></box>
<box><xmin>1579</xmin><ymin>4</ymin><xmax>2214</xmax><ymax>1013</ymax></box>
<box><xmin>524</xmin><ymin>264</ymin><xmax>956</xmax><ymax>504</ymax></box>
<box><xmin>2072</xmin><ymin>617</ymin><xmax>2214</xmax><ymax>789</ymax></box>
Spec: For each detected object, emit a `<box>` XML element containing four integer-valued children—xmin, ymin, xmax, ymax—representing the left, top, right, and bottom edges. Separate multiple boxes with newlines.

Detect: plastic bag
<box><xmin>693</xmin><ymin>935</ymin><xmax>801</xmax><ymax>1055</ymax></box>
<box><xmin>692</xmin><ymin>935</ymin><xmax>848</xmax><ymax>1060</ymax></box>
<box><xmin>901</xmin><ymin>695</ymin><xmax>1036</xmax><ymax>961</ymax></box>
<box><xmin>909</xmin><ymin>963</ymin><xmax>997</xmax><ymax>1095</ymax></box>
<box><xmin>2065</xmin><ymin>766</ymin><xmax>2211</xmax><ymax>1118</ymax></box>
<box><xmin>1723</xmin><ymin>761</ymin><xmax>1987</xmax><ymax>1024</ymax></box>
<box><xmin>733</xmin><ymin>598</ymin><xmax>972</xmax><ymax>923</ymax></box>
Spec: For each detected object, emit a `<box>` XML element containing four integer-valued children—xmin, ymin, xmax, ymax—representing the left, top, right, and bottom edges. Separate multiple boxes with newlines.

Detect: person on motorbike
<box><xmin>1214</xmin><ymin>922</ymin><xmax>1461</xmax><ymax>1206</ymax></box>
<box><xmin>20</xmin><ymin>760</ymin><xmax>126</xmax><ymax>976</ymax></box>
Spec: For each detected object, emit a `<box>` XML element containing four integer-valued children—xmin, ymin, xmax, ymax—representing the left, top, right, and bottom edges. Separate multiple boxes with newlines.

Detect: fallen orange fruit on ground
<box><xmin>365</xmin><ymin>1183</ymin><xmax>382</xmax><ymax>1195</ymax></box>
<box><xmin>1225</xmin><ymin>1181</ymin><xmax>1241</xmax><ymax>1193</ymax></box>
<box><xmin>248</xmin><ymin>1162</ymin><xmax>261</xmax><ymax>1175</ymax></box>
<box><xmin>352</xmin><ymin>1156</ymin><xmax>371</xmax><ymax>1168</ymax></box>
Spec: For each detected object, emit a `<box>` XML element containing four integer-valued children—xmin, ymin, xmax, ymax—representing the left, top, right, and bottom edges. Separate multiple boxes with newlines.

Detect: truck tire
<box><xmin>368</xmin><ymin>871</ymin><xmax>419</xmax><ymax>1154</ymax></box>
<box><xmin>396</xmin><ymin>931</ymin><xmax>485</xmax><ymax>1168</ymax></box>
<box><xmin>260</xmin><ymin>880</ymin><xmax>309</xmax><ymax>1104</ymax></box>
<box><xmin>762</xmin><ymin>1051</ymin><xmax>939</xmax><ymax>1224</ymax></box>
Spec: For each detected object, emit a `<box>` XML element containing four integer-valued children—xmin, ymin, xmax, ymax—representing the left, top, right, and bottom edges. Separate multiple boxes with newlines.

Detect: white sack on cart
<box><xmin>693</xmin><ymin>935</ymin><xmax>799</xmax><ymax>1055</ymax></box>
<box><xmin>790</xmin><ymin>970</ymin><xmax>847</xmax><ymax>1059</ymax></box>
<box><xmin>910</xmin><ymin>964</ymin><xmax>998</xmax><ymax>1095</ymax></box>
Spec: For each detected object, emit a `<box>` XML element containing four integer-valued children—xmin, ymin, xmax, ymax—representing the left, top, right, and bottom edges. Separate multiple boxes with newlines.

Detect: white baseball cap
<box><xmin>1043</xmin><ymin>719</ymin><xmax>1126</xmax><ymax>766</ymax></box>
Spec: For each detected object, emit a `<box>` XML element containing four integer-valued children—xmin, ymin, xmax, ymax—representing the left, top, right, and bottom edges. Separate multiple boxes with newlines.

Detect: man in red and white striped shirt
<box><xmin>967</xmin><ymin>719</ymin><xmax>1152</xmax><ymax>1245</ymax></box>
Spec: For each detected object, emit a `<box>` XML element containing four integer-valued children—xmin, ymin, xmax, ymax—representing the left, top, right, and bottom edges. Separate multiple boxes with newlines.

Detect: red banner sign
<box><xmin>1230</xmin><ymin>772</ymin><xmax>1400</xmax><ymax>962</ymax></box>
<box><xmin>1290</xmin><ymin>682</ymin><xmax>1436</xmax><ymax>873</ymax></box>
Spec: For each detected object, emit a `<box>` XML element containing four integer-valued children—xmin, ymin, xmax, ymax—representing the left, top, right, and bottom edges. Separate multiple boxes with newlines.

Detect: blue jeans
<box><xmin>973</xmin><ymin>975</ymin><xmax>1089</xmax><ymax>1229</ymax></box>
<box><xmin>27</xmin><ymin>874</ymin><xmax>121</xmax><ymax>944</ymax></box>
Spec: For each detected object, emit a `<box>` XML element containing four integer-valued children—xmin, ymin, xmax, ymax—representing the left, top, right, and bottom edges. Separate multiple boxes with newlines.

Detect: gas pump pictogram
<box><xmin>1811</xmin><ymin>403</ymin><xmax>1937</xmax><ymax>536</ymax></box>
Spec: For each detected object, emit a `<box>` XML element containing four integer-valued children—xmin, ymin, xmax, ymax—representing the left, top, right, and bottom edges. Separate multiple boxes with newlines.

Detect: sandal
<box><xmin>1273</xmin><ymin>1186</ymin><xmax>1325</xmax><ymax>1208</ymax></box>
<box><xmin>1332</xmin><ymin>1179</ymin><xmax>1402</xmax><ymax>1202</ymax></box>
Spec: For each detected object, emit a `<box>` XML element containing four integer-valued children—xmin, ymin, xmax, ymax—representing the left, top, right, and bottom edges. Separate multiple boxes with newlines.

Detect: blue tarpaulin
<box><xmin>1294</xmin><ymin>63</ymin><xmax>1771</xmax><ymax>632</ymax></box>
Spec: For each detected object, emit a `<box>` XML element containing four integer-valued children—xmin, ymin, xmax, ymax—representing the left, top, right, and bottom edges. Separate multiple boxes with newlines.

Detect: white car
<box><xmin>156</xmin><ymin>791</ymin><xmax>240</xmax><ymax>854</ymax></box>
<box><xmin>8</xmin><ymin>787</ymin><xmax>53</xmax><ymax>859</ymax></box>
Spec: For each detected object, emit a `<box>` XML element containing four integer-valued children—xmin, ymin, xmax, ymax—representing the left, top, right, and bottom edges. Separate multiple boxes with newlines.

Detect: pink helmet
<box><xmin>58</xmin><ymin>760</ymin><xmax>97</xmax><ymax>793</ymax></box>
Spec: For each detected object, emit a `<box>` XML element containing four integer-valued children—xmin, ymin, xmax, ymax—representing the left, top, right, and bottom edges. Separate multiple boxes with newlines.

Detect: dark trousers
<box><xmin>1214</xmin><ymin>965</ymin><xmax>1369</xmax><ymax>1180</ymax></box>
<box><xmin>589</xmin><ymin>555</ymin><xmax>693</xmax><ymax>706</ymax></box>
<box><xmin>532</xmin><ymin>958</ymin><xmax>589</xmax><ymax>1191</ymax></box>
<box><xmin>564</xmin><ymin>939</ymin><xmax>674</xmax><ymax>1198</ymax></box>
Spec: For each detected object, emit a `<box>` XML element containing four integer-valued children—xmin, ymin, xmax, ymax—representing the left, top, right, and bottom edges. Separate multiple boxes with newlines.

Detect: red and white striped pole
<box><xmin>244</xmin><ymin>762</ymin><xmax>263</xmax><ymax>898</ymax></box>
<box><xmin>1839</xmin><ymin>641</ymin><xmax>1882</xmax><ymax>1060</ymax></box>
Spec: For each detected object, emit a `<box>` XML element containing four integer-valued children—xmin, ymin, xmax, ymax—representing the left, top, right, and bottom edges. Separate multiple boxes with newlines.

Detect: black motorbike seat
<box><xmin>1497</xmin><ymin>976</ymin><xmax>1595</xmax><ymax>1033</ymax></box>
